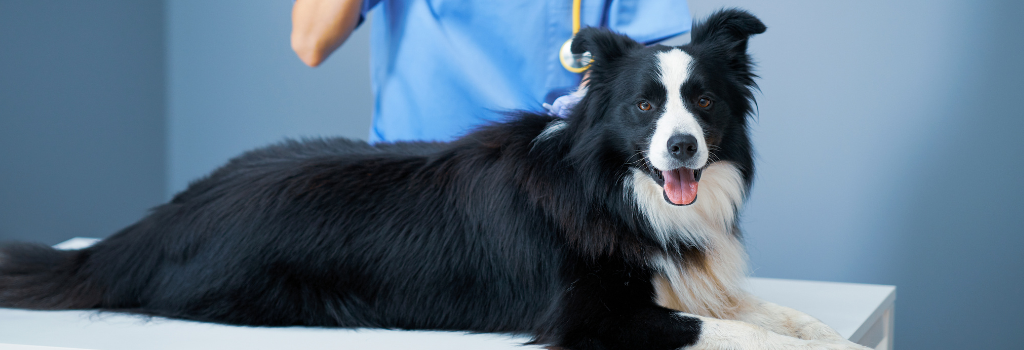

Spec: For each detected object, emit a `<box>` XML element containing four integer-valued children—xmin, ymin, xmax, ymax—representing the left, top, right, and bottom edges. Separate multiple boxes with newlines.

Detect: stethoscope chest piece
<box><xmin>559</xmin><ymin>37</ymin><xmax>592</xmax><ymax>73</ymax></box>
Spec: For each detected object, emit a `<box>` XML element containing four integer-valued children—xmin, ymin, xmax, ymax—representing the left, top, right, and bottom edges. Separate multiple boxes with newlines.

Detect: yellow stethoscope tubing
<box><xmin>572</xmin><ymin>0</ymin><xmax>581</xmax><ymax>34</ymax></box>
<box><xmin>560</xmin><ymin>0</ymin><xmax>591</xmax><ymax>73</ymax></box>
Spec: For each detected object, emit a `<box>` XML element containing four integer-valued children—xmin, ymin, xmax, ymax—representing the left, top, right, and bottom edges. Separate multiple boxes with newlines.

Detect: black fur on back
<box><xmin>0</xmin><ymin>8</ymin><xmax>765</xmax><ymax>350</ymax></box>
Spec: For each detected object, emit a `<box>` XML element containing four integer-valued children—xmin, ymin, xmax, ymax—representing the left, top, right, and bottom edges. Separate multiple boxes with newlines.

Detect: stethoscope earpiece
<box><xmin>560</xmin><ymin>0</ymin><xmax>591</xmax><ymax>73</ymax></box>
<box><xmin>559</xmin><ymin>39</ymin><xmax>592</xmax><ymax>73</ymax></box>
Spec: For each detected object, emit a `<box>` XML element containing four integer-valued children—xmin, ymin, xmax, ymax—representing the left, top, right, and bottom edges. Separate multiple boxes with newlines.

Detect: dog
<box><xmin>0</xmin><ymin>9</ymin><xmax>869</xmax><ymax>350</ymax></box>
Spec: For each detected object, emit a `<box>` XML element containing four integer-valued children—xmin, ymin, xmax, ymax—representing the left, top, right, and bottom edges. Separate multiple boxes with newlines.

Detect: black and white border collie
<box><xmin>0</xmin><ymin>9</ymin><xmax>868</xmax><ymax>350</ymax></box>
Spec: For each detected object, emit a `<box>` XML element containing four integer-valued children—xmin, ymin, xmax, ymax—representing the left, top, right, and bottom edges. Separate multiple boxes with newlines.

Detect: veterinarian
<box><xmin>292</xmin><ymin>0</ymin><xmax>691</xmax><ymax>143</ymax></box>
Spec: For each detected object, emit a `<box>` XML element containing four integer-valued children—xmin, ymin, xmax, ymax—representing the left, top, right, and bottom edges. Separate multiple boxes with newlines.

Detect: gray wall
<box><xmin>0</xmin><ymin>0</ymin><xmax>166</xmax><ymax>245</ymax></box>
<box><xmin>686</xmin><ymin>1</ymin><xmax>1024</xmax><ymax>348</ymax></box>
<box><xmin>166</xmin><ymin>0</ymin><xmax>372</xmax><ymax>196</ymax></box>
<box><xmin>0</xmin><ymin>0</ymin><xmax>373</xmax><ymax>241</ymax></box>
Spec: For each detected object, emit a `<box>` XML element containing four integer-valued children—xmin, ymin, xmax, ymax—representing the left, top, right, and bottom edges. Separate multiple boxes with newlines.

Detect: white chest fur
<box><xmin>626</xmin><ymin>161</ymin><xmax>749</xmax><ymax>319</ymax></box>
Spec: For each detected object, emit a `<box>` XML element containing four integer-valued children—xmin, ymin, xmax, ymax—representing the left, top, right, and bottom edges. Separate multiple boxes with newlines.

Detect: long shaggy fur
<box><xmin>0</xmin><ymin>9</ymin><xmax>766</xmax><ymax>350</ymax></box>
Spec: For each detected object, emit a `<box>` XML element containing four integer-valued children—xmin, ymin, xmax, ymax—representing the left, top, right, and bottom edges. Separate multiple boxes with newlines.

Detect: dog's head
<box><xmin>567</xmin><ymin>9</ymin><xmax>764</xmax><ymax>207</ymax></box>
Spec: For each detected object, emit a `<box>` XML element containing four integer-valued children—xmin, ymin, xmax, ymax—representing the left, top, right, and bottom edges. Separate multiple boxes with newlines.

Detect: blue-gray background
<box><xmin>1</xmin><ymin>1</ymin><xmax>1021</xmax><ymax>348</ymax></box>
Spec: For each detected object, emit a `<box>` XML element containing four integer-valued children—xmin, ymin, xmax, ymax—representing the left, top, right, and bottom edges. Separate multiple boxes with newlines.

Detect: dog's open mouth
<box><xmin>651</xmin><ymin>167</ymin><xmax>703</xmax><ymax>206</ymax></box>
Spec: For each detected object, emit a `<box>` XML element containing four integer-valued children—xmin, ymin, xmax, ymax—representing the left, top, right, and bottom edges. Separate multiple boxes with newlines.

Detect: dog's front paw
<box><xmin>803</xmin><ymin>340</ymin><xmax>873</xmax><ymax>350</ymax></box>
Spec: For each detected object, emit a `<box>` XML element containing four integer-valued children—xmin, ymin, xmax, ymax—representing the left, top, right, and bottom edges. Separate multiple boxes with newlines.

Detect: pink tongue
<box><xmin>662</xmin><ymin>169</ymin><xmax>698</xmax><ymax>205</ymax></box>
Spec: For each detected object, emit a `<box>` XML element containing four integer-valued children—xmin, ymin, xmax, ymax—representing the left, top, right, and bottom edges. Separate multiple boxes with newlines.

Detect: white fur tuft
<box><xmin>627</xmin><ymin>161</ymin><xmax>745</xmax><ymax>248</ymax></box>
<box><xmin>626</xmin><ymin>161</ymin><xmax>749</xmax><ymax>319</ymax></box>
<box><xmin>536</xmin><ymin>120</ymin><xmax>567</xmax><ymax>142</ymax></box>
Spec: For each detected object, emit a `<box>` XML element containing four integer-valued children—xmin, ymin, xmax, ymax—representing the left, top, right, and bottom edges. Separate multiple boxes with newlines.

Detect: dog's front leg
<box><xmin>680</xmin><ymin>312</ymin><xmax>873</xmax><ymax>350</ymax></box>
<box><xmin>544</xmin><ymin>307</ymin><xmax>870</xmax><ymax>350</ymax></box>
<box><xmin>722</xmin><ymin>297</ymin><xmax>872</xmax><ymax>348</ymax></box>
<box><xmin>538</xmin><ymin>265</ymin><xmax>870</xmax><ymax>350</ymax></box>
<box><xmin>540</xmin><ymin>293</ymin><xmax>871</xmax><ymax>349</ymax></box>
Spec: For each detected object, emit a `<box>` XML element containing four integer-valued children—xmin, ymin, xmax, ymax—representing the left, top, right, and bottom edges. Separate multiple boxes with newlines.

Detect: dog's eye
<box><xmin>697</xmin><ymin>97</ymin><xmax>713</xmax><ymax>109</ymax></box>
<box><xmin>637</xmin><ymin>101</ymin><xmax>652</xmax><ymax>111</ymax></box>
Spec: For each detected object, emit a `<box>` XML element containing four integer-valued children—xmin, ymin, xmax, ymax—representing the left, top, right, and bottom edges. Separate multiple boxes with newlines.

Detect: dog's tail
<box><xmin>0</xmin><ymin>242</ymin><xmax>103</xmax><ymax>309</ymax></box>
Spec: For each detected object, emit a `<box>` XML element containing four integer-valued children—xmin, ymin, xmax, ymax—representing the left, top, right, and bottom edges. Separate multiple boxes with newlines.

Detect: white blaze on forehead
<box><xmin>648</xmin><ymin>49</ymin><xmax>708</xmax><ymax>171</ymax></box>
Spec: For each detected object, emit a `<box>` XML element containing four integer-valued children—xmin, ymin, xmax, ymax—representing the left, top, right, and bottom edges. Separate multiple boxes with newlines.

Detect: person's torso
<box><xmin>366</xmin><ymin>0</ymin><xmax>691</xmax><ymax>143</ymax></box>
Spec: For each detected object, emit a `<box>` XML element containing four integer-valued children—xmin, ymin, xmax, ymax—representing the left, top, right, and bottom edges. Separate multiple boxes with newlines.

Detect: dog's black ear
<box><xmin>571</xmin><ymin>27</ymin><xmax>644</xmax><ymax>65</ymax></box>
<box><xmin>689</xmin><ymin>8</ymin><xmax>766</xmax><ymax>59</ymax></box>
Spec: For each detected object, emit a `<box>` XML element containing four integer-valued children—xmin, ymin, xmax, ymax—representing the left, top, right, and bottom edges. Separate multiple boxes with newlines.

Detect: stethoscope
<box><xmin>559</xmin><ymin>0</ymin><xmax>592</xmax><ymax>73</ymax></box>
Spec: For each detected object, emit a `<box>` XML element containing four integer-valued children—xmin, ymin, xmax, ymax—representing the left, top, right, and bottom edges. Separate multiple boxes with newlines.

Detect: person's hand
<box><xmin>291</xmin><ymin>0</ymin><xmax>363</xmax><ymax>67</ymax></box>
<box><xmin>543</xmin><ymin>71</ymin><xmax>591</xmax><ymax>118</ymax></box>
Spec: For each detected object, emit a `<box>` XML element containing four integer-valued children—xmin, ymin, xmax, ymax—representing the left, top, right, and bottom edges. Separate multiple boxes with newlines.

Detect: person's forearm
<box><xmin>291</xmin><ymin>0</ymin><xmax>363</xmax><ymax>67</ymax></box>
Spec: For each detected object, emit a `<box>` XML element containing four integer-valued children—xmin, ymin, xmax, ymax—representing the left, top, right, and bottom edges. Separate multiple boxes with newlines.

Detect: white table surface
<box><xmin>0</xmin><ymin>239</ymin><xmax>896</xmax><ymax>350</ymax></box>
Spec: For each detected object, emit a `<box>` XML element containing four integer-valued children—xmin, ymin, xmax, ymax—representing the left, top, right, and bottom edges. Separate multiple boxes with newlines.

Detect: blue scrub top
<box><xmin>361</xmin><ymin>0</ymin><xmax>691</xmax><ymax>143</ymax></box>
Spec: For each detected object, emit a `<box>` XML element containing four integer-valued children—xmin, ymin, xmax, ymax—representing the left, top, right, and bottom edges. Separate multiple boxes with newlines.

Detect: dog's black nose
<box><xmin>667</xmin><ymin>134</ymin><xmax>698</xmax><ymax>161</ymax></box>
